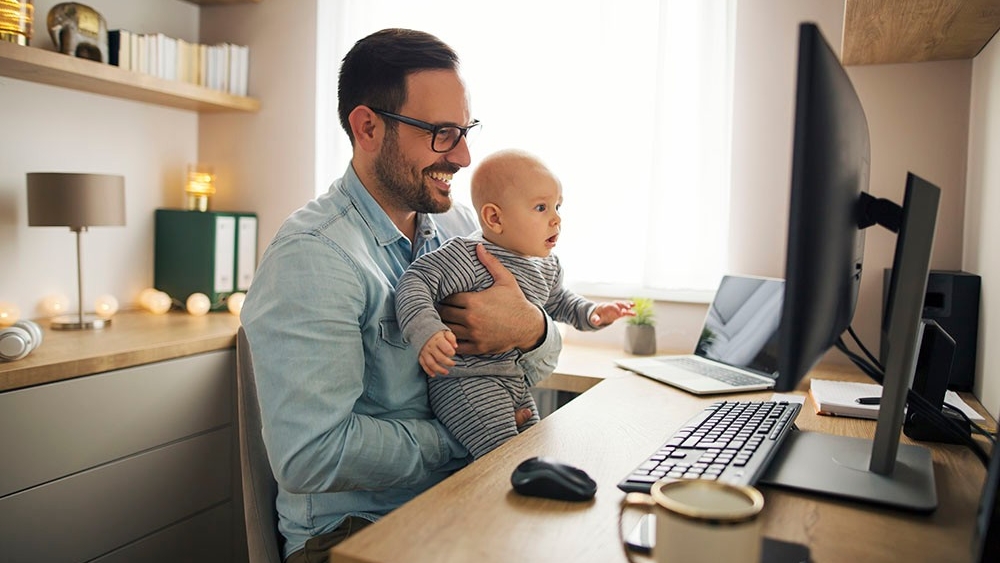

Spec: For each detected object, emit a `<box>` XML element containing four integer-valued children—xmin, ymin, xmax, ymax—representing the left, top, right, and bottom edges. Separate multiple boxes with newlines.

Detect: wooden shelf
<box><xmin>0</xmin><ymin>41</ymin><xmax>260</xmax><ymax>113</ymax></box>
<box><xmin>843</xmin><ymin>0</ymin><xmax>1000</xmax><ymax>65</ymax></box>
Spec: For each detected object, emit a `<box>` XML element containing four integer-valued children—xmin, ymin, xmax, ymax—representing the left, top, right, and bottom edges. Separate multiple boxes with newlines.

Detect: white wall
<box><xmin>847</xmin><ymin>59</ymin><xmax>971</xmax><ymax>345</ymax></box>
<box><xmin>0</xmin><ymin>0</ymin><xmax>199</xmax><ymax>318</ymax></box>
<box><xmin>198</xmin><ymin>1</ymin><xmax>318</xmax><ymax>252</ymax></box>
<box><xmin>967</xmin><ymin>35</ymin><xmax>1000</xmax><ymax>419</ymax></box>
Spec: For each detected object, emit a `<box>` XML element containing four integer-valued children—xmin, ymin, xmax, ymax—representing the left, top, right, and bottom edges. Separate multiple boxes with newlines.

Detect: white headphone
<box><xmin>0</xmin><ymin>320</ymin><xmax>43</xmax><ymax>362</ymax></box>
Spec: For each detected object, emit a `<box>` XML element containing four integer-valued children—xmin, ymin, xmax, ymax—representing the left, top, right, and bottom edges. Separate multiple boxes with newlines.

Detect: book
<box><xmin>105</xmin><ymin>30</ymin><xmax>249</xmax><ymax>94</ymax></box>
<box><xmin>809</xmin><ymin>378</ymin><xmax>985</xmax><ymax>421</ymax></box>
<box><xmin>108</xmin><ymin>29</ymin><xmax>120</xmax><ymax>66</ymax></box>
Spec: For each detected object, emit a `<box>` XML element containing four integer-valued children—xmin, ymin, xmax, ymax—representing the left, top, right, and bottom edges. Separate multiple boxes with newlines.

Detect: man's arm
<box><xmin>438</xmin><ymin>243</ymin><xmax>546</xmax><ymax>354</ymax></box>
<box><xmin>437</xmin><ymin>243</ymin><xmax>561</xmax><ymax>386</ymax></box>
<box><xmin>241</xmin><ymin>235</ymin><xmax>465</xmax><ymax>494</ymax></box>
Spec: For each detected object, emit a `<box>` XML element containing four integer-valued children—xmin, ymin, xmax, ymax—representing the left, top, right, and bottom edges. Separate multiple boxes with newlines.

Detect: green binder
<box><xmin>154</xmin><ymin>209</ymin><xmax>258</xmax><ymax>310</ymax></box>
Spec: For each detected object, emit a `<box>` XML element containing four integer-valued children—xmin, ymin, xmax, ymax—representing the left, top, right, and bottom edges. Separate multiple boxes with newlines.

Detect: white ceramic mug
<box><xmin>619</xmin><ymin>479</ymin><xmax>764</xmax><ymax>563</ymax></box>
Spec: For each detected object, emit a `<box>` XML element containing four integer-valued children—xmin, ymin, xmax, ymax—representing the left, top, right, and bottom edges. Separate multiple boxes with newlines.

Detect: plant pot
<box><xmin>625</xmin><ymin>324</ymin><xmax>656</xmax><ymax>356</ymax></box>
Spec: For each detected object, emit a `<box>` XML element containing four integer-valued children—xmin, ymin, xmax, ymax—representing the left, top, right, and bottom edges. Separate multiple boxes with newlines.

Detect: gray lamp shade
<box><xmin>26</xmin><ymin>173</ymin><xmax>126</xmax><ymax>229</ymax></box>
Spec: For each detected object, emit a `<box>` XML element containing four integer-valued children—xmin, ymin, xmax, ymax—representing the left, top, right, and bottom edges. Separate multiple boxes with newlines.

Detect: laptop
<box><xmin>616</xmin><ymin>275</ymin><xmax>784</xmax><ymax>395</ymax></box>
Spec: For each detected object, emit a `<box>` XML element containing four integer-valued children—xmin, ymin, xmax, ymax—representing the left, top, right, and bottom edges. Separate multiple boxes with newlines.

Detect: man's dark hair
<box><xmin>338</xmin><ymin>28</ymin><xmax>461</xmax><ymax>145</ymax></box>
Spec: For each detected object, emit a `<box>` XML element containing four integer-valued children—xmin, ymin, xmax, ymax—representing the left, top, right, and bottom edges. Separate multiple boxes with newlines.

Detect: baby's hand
<box><xmin>419</xmin><ymin>330</ymin><xmax>458</xmax><ymax>377</ymax></box>
<box><xmin>590</xmin><ymin>301</ymin><xmax>637</xmax><ymax>327</ymax></box>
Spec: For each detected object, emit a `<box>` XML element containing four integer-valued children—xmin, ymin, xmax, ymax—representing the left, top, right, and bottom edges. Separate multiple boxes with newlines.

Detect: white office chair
<box><xmin>236</xmin><ymin>326</ymin><xmax>283</xmax><ymax>563</ymax></box>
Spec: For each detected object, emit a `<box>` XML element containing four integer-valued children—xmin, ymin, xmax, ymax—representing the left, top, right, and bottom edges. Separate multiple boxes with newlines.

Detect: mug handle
<box><xmin>619</xmin><ymin>492</ymin><xmax>657</xmax><ymax>563</ymax></box>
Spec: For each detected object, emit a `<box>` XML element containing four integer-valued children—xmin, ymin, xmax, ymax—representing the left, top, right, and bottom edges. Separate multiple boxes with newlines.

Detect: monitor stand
<box><xmin>758</xmin><ymin>429</ymin><xmax>937</xmax><ymax>513</ymax></box>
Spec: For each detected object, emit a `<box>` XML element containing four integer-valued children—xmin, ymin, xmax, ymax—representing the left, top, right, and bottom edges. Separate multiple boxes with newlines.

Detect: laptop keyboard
<box><xmin>617</xmin><ymin>400</ymin><xmax>800</xmax><ymax>493</ymax></box>
<box><xmin>664</xmin><ymin>356</ymin><xmax>770</xmax><ymax>387</ymax></box>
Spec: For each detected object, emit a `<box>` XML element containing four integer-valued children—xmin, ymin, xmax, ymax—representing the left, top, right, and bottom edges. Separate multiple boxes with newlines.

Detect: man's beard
<box><xmin>374</xmin><ymin>129</ymin><xmax>454</xmax><ymax>214</ymax></box>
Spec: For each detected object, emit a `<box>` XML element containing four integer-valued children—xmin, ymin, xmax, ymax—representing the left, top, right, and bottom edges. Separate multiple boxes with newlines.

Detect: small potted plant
<box><xmin>625</xmin><ymin>297</ymin><xmax>656</xmax><ymax>355</ymax></box>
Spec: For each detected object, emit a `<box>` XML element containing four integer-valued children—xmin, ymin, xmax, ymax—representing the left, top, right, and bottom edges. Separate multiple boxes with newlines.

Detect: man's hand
<box><xmin>437</xmin><ymin>244</ymin><xmax>545</xmax><ymax>356</ymax></box>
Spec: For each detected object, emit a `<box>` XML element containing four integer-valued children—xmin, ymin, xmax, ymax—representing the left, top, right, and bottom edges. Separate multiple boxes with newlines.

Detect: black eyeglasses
<box><xmin>370</xmin><ymin>108</ymin><xmax>481</xmax><ymax>153</ymax></box>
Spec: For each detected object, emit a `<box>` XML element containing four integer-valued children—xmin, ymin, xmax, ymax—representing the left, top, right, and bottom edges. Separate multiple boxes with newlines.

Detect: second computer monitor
<box><xmin>774</xmin><ymin>21</ymin><xmax>870</xmax><ymax>393</ymax></box>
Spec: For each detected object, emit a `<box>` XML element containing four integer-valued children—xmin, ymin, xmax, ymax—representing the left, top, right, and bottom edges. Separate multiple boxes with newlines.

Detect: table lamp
<box><xmin>26</xmin><ymin>172</ymin><xmax>125</xmax><ymax>330</ymax></box>
<box><xmin>185</xmin><ymin>164</ymin><xmax>215</xmax><ymax>212</ymax></box>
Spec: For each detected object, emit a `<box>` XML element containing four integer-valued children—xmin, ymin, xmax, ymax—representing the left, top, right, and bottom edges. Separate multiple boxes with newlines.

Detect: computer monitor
<box><xmin>772</xmin><ymin>22</ymin><xmax>870</xmax><ymax>393</ymax></box>
<box><xmin>758</xmin><ymin>23</ymin><xmax>940</xmax><ymax>512</ymax></box>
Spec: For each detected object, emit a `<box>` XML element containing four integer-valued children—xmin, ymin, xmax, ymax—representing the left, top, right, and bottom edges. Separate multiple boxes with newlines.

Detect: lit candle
<box><xmin>0</xmin><ymin>302</ymin><xmax>20</xmax><ymax>327</ymax></box>
<box><xmin>39</xmin><ymin>293</ymin><xmax>70</xmax><ymax>317</ymax></box>
<box><xmin>146</xmin><ymin>291</ymin><xmax>173</xmax><ymax>315</ymax></box>
<box><xmin>186</xmin><ymin>293</ymin><xmax>211</xmax><ymax>316</ymax></box>
<box><xmin>94</xmin><ymin>294</ymin><xmax>119</xmax><ymax>319</ymax></box>
<box><xmin>227</xmin><ymin>292</ymin><xmax>246</xmax><ymax>316</ymax></box>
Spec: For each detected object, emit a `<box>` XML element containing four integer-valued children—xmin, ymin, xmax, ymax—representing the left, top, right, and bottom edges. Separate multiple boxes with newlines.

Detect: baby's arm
<box><xmin>589</xmin><ymin>301</ymin><xmax>636</xmax><ymax>327</ymax></box>
<box><xmin>420</xmin><ymin>330</ymin><xmax>458</xmax><ymax>377</ymax></box>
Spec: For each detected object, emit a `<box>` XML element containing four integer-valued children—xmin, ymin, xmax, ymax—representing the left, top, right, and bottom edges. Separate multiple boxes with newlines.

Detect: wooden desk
<box><xmin>330</xmin><ymin>346</ymin><xmax>994</xmax><ymax>563</ymax></box>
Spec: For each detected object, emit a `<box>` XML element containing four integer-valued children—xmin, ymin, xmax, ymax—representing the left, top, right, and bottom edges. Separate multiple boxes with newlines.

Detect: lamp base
<box><xmin>50</xmin><ymin>314</ymin><xmax>110</xmax><ymax>330</ymax></box>
<box><xmin>186</xmin><ymin>193</ymin><xmax>209</xmax><ymax>212</ymax></box>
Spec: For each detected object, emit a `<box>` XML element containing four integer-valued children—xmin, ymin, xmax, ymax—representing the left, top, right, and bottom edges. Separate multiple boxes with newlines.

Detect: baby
<box><xmin>395</xmin><ymin>149</ymin><xmax>634</xmax><ymax>459</ymax></box>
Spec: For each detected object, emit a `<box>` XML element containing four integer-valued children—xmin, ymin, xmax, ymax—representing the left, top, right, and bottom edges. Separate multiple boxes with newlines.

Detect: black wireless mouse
<box><xmin>510</xmin><ymin>456</ymin><xmax>597</xmax><ymax>502</ymax></box>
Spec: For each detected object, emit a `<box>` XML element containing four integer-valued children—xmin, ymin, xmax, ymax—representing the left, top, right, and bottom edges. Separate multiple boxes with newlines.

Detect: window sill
<box><xmin>568</xmin><ymin>282</ymin><xmax>715</xmax><ymax>304</ymax></box>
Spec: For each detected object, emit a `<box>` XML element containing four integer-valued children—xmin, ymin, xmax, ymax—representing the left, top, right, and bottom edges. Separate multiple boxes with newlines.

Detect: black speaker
<box><xmin>882</xmin><ymin>269</ymin><xmax>980</xmax><ymax>391</ymax></box>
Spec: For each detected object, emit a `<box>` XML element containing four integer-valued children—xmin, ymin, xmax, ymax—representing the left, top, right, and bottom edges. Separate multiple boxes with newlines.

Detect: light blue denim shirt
<box><xmin>240</xmin><ymin>165</ymin><xmax>561</xmax><ymax>559</ymax></box>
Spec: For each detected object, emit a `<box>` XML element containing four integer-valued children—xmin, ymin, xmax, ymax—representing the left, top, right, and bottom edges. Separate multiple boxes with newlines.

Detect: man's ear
<box><xmin>480</xmin><ymin>203</ymin><xmax>503</xmax><ymax>234</ymax></box>
<box><xmin>349</xmin><ymin>106</ymin><xmax>381</xmax><ymax>153</ymax></box>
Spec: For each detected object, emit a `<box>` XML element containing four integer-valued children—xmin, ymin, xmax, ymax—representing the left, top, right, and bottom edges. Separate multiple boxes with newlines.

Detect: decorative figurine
<box><xmin>47</xmin><ymin>2</ymin><xmax>107</xmax><ymax>63</ymax></box>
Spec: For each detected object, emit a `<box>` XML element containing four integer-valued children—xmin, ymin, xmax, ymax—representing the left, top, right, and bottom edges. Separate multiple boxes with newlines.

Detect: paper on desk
<box><xmin>809</xmin><ymin>379</ymin><xmax>985</xmax><ymax>422</ymax></box>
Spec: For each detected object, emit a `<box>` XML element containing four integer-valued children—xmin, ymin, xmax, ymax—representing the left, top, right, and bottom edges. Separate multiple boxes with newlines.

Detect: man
<box><xmin>240</xmin><ymin>28</ymin><xmax>561</xmax><ymax>562</ymax></box>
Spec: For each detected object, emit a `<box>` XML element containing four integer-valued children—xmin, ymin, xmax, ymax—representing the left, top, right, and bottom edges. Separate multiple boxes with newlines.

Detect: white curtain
<box><xmin>316</xmin><ymin>0</ymin><xmax>735</xmax><ymax>297</ymax></box>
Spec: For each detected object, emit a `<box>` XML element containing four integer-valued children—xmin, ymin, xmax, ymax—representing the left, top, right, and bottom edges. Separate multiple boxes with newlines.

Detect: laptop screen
<box><xmin>694</xmin><ymin>275</ymin><xmax>784</xmax><ymax>379</ymax></box>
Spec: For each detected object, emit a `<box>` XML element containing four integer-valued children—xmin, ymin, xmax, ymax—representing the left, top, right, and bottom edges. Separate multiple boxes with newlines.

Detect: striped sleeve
<box><xmin>395</xmin><ymin>239</ymin><xmax>483</xmax><ymax>348</ymax></box>
<box><xmin>541</xmin><ymin>255</ymin><xmax>599</xmax><ymax>331</ymax></box>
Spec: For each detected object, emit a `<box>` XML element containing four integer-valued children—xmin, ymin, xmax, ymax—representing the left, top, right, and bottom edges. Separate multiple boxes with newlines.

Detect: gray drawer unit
<box><xmin>0</xmin><ymin>350</ymin><xmax>234</xmax><ymax>497</ymax></box>
<box><xmin>0</xmin><ymin>428</ymin><xmax>232</xmax><ymax>562</ymax></box>
<box><xmin>0</xmin><ymin>350</ymin><xmax>238</xmax><ymax>563</ymax></box>
<box><xmin>93</xmin><ymin>502</ymin><xmax>233</xmax><ymax>563</ymax></box>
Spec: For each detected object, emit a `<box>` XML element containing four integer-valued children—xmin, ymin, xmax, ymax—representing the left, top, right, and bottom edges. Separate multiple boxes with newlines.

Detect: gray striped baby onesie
<box><xmin>396</xmin><ymin>235</ymin><xmax>601</xmax><ymax>458</ymax></box>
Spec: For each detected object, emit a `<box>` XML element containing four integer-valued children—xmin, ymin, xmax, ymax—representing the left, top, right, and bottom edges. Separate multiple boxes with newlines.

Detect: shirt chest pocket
<box><xmin>378</xmin><ymin>317</ymin><xmax>407</xmax><ymax>350</ymax></box>
<box><xmin>364</xmin><ymin>317</ymin><xmax>426</xmax><ymax>409</ymax></box>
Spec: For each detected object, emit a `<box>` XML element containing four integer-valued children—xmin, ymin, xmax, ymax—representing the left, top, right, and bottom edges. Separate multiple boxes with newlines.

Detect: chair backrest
<box><xmin>236</xmin><ymin>326</ymin><xmax>282</xmax><ymax>563</ymax></box>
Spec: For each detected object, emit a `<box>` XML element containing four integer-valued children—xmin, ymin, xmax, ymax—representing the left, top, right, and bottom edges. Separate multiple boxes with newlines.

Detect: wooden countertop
<box><xmin>0</xmin><ymin>314</ymin><xmax>629</xmax><ymax>395</ymax></box>
<box><xmin>0</xmin><ymin>310</ymin><xmax>242</xmax><ymax>393</ymax></box>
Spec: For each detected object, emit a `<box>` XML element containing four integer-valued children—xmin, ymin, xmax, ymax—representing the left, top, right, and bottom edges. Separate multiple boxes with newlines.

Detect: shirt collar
<box><xmin>341</xmin><ymin>164</ymin><xmax>440</xmax><ymax>251</ymax></box>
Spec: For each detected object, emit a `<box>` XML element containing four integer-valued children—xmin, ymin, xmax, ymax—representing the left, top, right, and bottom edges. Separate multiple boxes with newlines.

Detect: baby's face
<box><xmin>495</xmin><ymin>168</ymin><xmax>563</xmax><ymax>257</ymax></box>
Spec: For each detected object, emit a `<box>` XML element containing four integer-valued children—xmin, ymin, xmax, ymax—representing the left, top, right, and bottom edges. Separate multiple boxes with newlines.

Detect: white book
<box><xmin>129</xmin><ymin>32</ymin><xmax>139</xmax><ymax>72</ymax></box>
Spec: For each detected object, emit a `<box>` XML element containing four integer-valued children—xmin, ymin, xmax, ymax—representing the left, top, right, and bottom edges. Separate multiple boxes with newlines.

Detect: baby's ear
<box><xmin>480</xmin><ymin>203</ymin><xmax>503</xmax><ymax>234</ymax></box>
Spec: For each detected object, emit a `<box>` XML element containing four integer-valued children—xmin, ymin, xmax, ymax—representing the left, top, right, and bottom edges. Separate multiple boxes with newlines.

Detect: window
<box><xmin>316</xmin><ymin>0</ymin><xmax>735</xmax><ymax>298</ymax></box>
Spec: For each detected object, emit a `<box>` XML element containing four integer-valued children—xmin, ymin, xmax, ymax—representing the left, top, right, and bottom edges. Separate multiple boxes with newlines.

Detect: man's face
<box><xmin>373</xmin><ymin>69</ymin><xmax>473</xmax><ymax>214</ymax></box>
